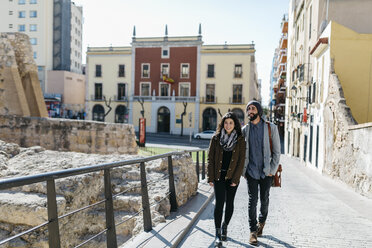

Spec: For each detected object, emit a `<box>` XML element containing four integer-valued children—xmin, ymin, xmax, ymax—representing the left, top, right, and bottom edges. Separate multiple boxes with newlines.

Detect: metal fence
<box><xmin>0</xmin><ymin>149</ymin><xmax>208</xmax><ymax>248</ymax></box>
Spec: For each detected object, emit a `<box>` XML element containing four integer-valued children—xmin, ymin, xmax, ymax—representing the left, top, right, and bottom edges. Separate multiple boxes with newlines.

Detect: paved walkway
<box><xmin>179</xmin><ymin>155</ymin><xmax>372</xmax><ymax>247</ymax></box>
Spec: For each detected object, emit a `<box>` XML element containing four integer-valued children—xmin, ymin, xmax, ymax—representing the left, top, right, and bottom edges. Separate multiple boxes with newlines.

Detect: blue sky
<box><xmin>75</xmin><ymin>0</ymin><xmax>289</xmax><ymax>106</ymax></box>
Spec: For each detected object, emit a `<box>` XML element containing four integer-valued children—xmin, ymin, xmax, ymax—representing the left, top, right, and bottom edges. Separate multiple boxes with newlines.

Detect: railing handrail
<box><xmin>0</xmin><ymin>149</ymin><xmax>207</xmax><ymax>190</ymax></box>
<box><xmin>0</xmin><ymin>147</ymin><xmax>208</xmax><ymax>247</ymax></box>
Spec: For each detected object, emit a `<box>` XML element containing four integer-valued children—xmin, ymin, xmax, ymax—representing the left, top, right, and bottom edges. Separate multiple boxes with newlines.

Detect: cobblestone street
<box><xmin>180</xmin><ymin>155</ymin><xmax>372</xmax><ymax>248</ymax></box>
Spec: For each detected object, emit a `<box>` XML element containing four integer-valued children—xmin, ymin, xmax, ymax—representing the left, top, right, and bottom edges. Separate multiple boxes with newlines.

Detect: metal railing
<box><xmin>0</xmin><ymin>148</ymin><xmax>208</xmax><ymax>248</ymax></box>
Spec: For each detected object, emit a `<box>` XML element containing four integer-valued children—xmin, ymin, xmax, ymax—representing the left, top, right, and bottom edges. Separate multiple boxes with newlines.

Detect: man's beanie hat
<box><xmin>246</xmin><ymin>100</ymin><xmax>263</xmax><ymax>117</ymax></box>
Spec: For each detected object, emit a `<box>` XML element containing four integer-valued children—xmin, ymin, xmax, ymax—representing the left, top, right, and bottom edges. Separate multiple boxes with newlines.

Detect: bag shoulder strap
<box><xmin>267</xmin><ymin>122</ymin><xmax>273</xmax><ymax>154</ymax></box>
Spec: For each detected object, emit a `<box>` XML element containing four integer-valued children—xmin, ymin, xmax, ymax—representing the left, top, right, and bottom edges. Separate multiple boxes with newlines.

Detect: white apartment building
<box><xmin>0</xmin><ymin>0</ymin><xmax>83</xmax><ymax>92</ymax></box>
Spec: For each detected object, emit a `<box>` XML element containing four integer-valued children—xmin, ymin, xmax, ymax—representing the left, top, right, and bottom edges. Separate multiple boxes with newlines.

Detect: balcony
<box><xmin>229</xmin><ymin>97</ymin><xmax>245</xmax><ymax>105</ymax></box>
<box><xmin>132</xmin><ymin>96</ymin><xmax>197</xmax><ymax>102</ymax></box>
<box><xmin>280</xmin><ymin>34</ymin><xmax>288</xmax><ymax>49</ymax></box>
<box><xmin>90</xmin><ymin>95</ymin><xmax>105</xmax><ymax>101</ymax></box>
<box><xmin>114</xmin><ymin>95</ymin><xmax>128</xmax><ymax>102</ymax></box>
<box><xmin>201</xmin><ymin>96</ymin><xmax>217</xmax><ymax>104</ymax></box>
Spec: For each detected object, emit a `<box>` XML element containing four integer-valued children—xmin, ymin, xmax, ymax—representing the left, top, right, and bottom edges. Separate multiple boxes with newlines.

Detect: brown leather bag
<box><xmin>267</xmin><ymin>122</ymin><xmax>282</xmax><ymax>187</ymax></box>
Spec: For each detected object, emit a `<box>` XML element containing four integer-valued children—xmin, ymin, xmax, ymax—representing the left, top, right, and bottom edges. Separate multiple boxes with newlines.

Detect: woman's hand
<box><xmin>230</xmin><ymin>183</ymin><xmax>237</xmax><ymax>187</ymax></box>
<box><xmin>209</xmin><ymin>182</ymin><xmax>214</xmax><ymax>187</ymax></box>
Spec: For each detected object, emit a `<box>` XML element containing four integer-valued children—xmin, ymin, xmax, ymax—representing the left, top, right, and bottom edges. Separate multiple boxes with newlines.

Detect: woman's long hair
<box><xmin>215</xmin><ymin>112</ymin><xmax>242</xmax><ymax>137</ymax></box>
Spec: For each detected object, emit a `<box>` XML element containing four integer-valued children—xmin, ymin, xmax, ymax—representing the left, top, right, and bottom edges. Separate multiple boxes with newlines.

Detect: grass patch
<box><xmin>138</xmin><ymin>146</ymin><xmax>208</xmax><ymax>163</ymax></box>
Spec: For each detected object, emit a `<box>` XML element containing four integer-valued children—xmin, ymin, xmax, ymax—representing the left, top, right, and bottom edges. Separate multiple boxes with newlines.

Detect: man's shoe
<box><xmin>221</xmin><ymin>222</ymin><xmax>227</xmax><ymax>241</ymax></box>
<box><xmin>257</xmin><ymin>222</ymin><xmax>265</xmax><ymax>237</ymax></box>
<box><xmin>249</xmin><ymin>231</ymin><xmax>258</xmax><ymax>246</ymax></box>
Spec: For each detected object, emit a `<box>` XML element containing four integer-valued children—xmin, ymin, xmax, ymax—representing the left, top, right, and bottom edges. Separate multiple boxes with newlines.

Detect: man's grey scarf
<box><xmin>219</xmin><ymin>129</ymin><xmax>238</xmax><ymax>151</ymax></box>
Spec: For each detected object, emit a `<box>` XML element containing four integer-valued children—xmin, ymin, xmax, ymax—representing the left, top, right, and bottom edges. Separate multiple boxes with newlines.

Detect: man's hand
<box><xmin>268</xmin><ymin>174</ymin><xmax>273</xmax><ymax>177</ymax></box>
<box><xmin>230</xmin><ymin>183</ymin><xmax>237</xmax><ymax>187</ymax></box>
<box><xmin>209</xmin><ymin>182</ymin><xmax>214</xmax><ymax>187</ymax></box>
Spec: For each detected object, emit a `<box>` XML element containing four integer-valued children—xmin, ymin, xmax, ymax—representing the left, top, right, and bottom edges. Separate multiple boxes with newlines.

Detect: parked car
<box><xmin>194</xmin><ymin>130</ymin><xmax>215</xmax><ymax>139</ymax></box>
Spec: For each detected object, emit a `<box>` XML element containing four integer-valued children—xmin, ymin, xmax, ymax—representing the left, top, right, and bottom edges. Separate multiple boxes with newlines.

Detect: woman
<box><xmin>207</xmin><ymin>112</ymin><xmax>246</xmax><ymax>246</ymax></box>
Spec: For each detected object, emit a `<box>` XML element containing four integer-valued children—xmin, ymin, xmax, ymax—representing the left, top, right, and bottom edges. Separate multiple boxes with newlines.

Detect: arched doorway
<box><xmin>115</xmin><ymin>105</ymin><xmax>128</xmax><ymax>123</ymax></box>
<box><xmin>232</xmin><ymin>108</ymin><xmax>245</xmax><ymax>126</ymax></box>
<box><xmin>92</xmin><ymin>104</ymin><xmax>105</xmax><ymax>122</ymax></box>
<box><xmin>202</xmin><ymin>108</ymin><xmax>217</xmax><ymax>131</ymax></box>
<box><xmin>157</xmin><ymin>107</ymin><xmax>170</xmax><ymax>133</ymax></box>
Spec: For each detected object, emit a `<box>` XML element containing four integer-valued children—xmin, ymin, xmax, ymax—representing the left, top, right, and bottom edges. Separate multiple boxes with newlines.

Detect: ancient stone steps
<box><xmin>0</xmin><ymin>191</ymin><xmax>66</xmax><ymax>226</ymax></box>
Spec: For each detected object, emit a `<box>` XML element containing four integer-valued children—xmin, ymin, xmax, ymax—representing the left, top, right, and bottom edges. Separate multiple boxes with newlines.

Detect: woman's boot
<box><xmin>214</xmin><ymin>228</ymin><xmax>222</xmax><ymax>247</ymax></box>
<box><xmin>221</xmin><ymin>222</ymin><xmax>227</xmax><ymax>241</ymax></box>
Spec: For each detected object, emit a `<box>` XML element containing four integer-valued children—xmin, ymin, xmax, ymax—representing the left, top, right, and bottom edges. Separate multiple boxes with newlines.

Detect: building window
<box><xmin>140</xmin><ymin>82</ymin><xmax>151</xmax><ymax>96</ymax></box>
<box><xmin>94</xmin><ymin>83</ymin><xmax>103</xmax><ymax>100</ymax></box>
<box><xmin>30</xmin><ymin>10</ymin><xmax>37</xmax><ymax>18</ymax></box>
<box><xmin>95</xmin><ymin>64</ymin><xmax>102</xmax><ymax>77</ymax></box>
<box><xmin>142</xmin><ymin>63</ymin><xmax>150</xmax><ymax>78</ymax></box>
<box><xmin>117</xmin><ymin>83</ymin><xmax>126</xmax><ymax>100</ymax></box>
<box><xmin>206</xmin><ymin>84</ymin><xmax>215</xmax><ymax>103</ymax></box>
<box><xmin>181</xmin><ymin>63</ymin><xmax>190</xmax><ymax>78</ymax></box>
<box><xmin>162</xmin><ymin>47</ymin><xmax>169</xmax><ymax>58</ymax></box>
<box><xmin>118</xmin><ymin>64</ymin><xmax>125</xmax><ymax>77</ymax></box>
<box><xmin>92</xmin><ymin>104</ymin><xmax>105</xmax><ymax>122</ymax></box>
<box><xmin>115</xmin><ymin>105</ymin><xmax>128</xmax><ymax>123</ymax></box>
<box><xmin>9</xmin><ymin>24</ymin><xmax>13</xmax><ymax>28</ymax></box>
<box><xmin>18</xmin><ymin>11</ymin><xmax>26</xmax><ymax>18</ymax></box>
<box><xmin>234</xmin><ymin>64</ymin><xmax>242</xmax><ymax>78</ymax></box>
<box><xmin>30</xmin><ymin>0</ymin><xmax>37</xmax><ymax>4</ymax></box>
<box><xmin>30</xmin><ymin>38</ymin><xmax>37</xmax><ymax>45</ymax></box>
<box><xmin>33</xmin><ymin>51</ymin><xmax>37</xmax><ymax>59</ymax></box>
<box><xmin>207</xmin><ymin>64</ymin><xmax>215</xmax><ymax>78</ymax></box>
<box><xmin>9</xmin><ymin>11</ymin><xmax>13</xmax><ymax>15</ymax></box>
<box><xmin>18</xmin><ymin>24</ymin><xmax>25</xmax><ymax>31</ymax></box>
<box><xmin>18</xmin><ymin>0</ymin><xmax>25</xmax><ymax>4</ymax></box>
<box><xmin>159</xmin><ymin>83</ymin><xmax>170</xmax><ymax>96</ymax></box>
<box><xmin>179</xmin><ymin>83</ymin><xmax>190</xmax><ymax>97</ymax></box>
<box><xmin>30</xmin><ymin>24</ymin><xmax>37</xmax><ymax>31</ymax></box>
<box><xmin>161</xmin><ymin>63</ymin><xmax>169</xmax><ymax>78</ymax></box>
<box><xmin>232</xmin><ymin>84</ymin><xmax>243</xmax><ymax>103</ymax></box>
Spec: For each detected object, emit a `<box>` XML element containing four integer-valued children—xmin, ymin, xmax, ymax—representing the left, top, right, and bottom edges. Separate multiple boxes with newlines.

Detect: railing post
<box><xmin>46</xmin><ymin>179</ymin><xmax>61</xmax><ymax>248</ymax></box>
<box><xmin>202</xmin><ymin>150</ymin><xmax>206</xmax><ymax>180</ymax></box>
<box><xmin>167</xmin><ymin>156</ymin><xmax>178</xmax><ymax>211</ymax></box>
<box><xmin>196</xmin><ymin>151</ymin><xmax>200</xmax><ymax>182</ymax></box>
<box><xmin>140</xmin><ymin>162</ymin><xmax>152</xmax><ymax>232</ymax></box>
<box><xmin>104</xmin><ymin>169</ymin><xmax>118</xmax><ymax>248</ymax></box>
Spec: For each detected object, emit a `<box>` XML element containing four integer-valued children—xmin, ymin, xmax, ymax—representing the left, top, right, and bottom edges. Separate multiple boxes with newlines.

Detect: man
<box><xmin>242</xmin><ymin>100</ymin><xmax>281</xmax><ymax>245</ymax></box>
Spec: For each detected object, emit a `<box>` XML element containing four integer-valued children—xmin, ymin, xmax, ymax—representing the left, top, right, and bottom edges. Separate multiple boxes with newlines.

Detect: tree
<box><xmin>103</xmin><ymin>96</ymin><xmax>112</xmax><ymax>117</ymax></box>
<box><xmin>138</xmin><ymin>98</ymin><xmax>145</xmax><ymax>118</ymax></box>
<box><xmin>180</xmin><ymin>101</ymin><xmax>187</xmax><ymax>136</ymax></box>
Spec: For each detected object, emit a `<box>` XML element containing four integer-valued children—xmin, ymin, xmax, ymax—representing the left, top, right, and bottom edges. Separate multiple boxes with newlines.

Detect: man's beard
<box><xmin>249</xmin><ymin>113</ymin><xmax>259</xmax><ymax>121</ymax></box>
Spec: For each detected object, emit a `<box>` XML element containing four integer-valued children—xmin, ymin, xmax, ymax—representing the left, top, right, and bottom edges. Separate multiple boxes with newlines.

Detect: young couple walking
<box><xmin>207</xmin><ymin>100</ymin><xmax>281</xmax><ymax>247</ymax></box>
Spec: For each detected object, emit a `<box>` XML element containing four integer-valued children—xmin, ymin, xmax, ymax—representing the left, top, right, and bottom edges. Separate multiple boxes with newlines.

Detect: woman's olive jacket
<box><xmin>207</xmin><ymin>135</ymin><xmax>246</xmax><ymax>184</ymax></box>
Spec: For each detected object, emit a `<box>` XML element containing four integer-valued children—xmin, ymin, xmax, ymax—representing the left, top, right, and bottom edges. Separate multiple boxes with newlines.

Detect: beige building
<box><xmin>86</xmin><ymin>46</ymin><xmax>132</xmax><ymax>123</ymax></box>
<box><xmin>86</xmin><ymin>31</ymin><xmax>260</xmax><ymax>134</ymax></box>
<box><xmin>200</xmin><ymin>44</ymin><xmax>259</xmax><ymax>129</ymax></box>
<box><xmin>286</xmin><ymin>0</ymin><xmax>372</xmax><ymax>172</ymax></box>
<box><xmin>47</xmin><ymin>70</ymin><xmax>86</xmax><ymax>117</ymax></box>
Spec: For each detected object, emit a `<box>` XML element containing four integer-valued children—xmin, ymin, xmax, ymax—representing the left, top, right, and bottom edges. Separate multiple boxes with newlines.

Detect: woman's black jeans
<box><xmin>213</xmin><ymin>179</ymin><xmax>238</xmax><ymax>228</ymax></box>
<box><xmin>246</xmin><ymin>174</ymin><xmax>272</xmax><ymax>232</ymax></box>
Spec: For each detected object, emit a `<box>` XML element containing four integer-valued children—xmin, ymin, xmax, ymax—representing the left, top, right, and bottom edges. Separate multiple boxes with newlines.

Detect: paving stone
<box><xmin>180</xmin><ymin>155</ymin><xmax>372</xmax><ymax>247</ymax></box>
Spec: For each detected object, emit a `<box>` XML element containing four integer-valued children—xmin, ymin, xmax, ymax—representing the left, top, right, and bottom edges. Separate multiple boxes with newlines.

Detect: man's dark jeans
<box><xmin>246</xmin><ymin>173</ymin><xmax>272</xmax><ymax>232</ymax></box>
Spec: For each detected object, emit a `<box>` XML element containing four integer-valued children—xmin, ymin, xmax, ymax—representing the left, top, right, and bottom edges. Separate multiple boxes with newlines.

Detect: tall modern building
<box><xmin>0</xmin><ymin>0</ymin><xmax>83</xmax><ymax>93</ymax></box>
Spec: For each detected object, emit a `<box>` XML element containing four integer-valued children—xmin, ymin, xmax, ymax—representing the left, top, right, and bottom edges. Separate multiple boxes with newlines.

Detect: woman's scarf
<box><xmin>219</xmin><ymin>129</ymin><xmax>238</xmax><ymax>151</ymax></box>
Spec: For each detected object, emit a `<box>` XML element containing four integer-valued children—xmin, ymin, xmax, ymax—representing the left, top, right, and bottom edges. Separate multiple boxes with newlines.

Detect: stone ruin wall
<box><xmin>0</xmin><ymin>141</ymin><xmax>198</xmax><ymax>247</ymax></box>
<box><xmin>0</xmin><ymin>32</ymin><xmax>47</xmax><ymax>118</ymax></box>
<box><xmin>0</xmin><ymin>115</ymin><xmax>138</xmax><ymax>155</ymax></box>
<box><xmin>324</xmin><ymin>69</ymin><xmax>372</xmax><ymax>199</ymax></box>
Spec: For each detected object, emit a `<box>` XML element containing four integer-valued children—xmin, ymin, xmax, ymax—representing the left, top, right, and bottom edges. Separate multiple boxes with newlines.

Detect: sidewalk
<box><xmin>123</xmin><ymin>180</ymin><xmax>214</xmax><ymax>248</ymax></box>
<box><xmin>179</xmin><ymin>155</ymin><xmax>372</xmax><ymax>247</ymax></box>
